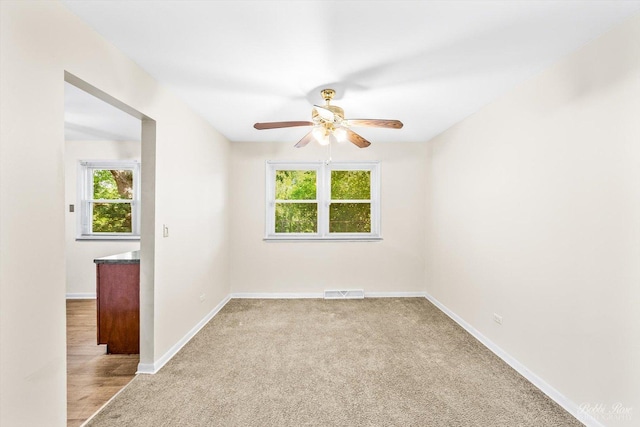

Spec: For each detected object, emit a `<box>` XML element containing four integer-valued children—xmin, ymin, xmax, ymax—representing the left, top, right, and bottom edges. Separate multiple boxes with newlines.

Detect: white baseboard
<box><xmin>136</xmin><ymin>294</ymin><xmax>231</xmax><ymax>375</ymax></box>
<box><xmin>365</xmin><ymin>291</ymin><xmax>427</xmax><ymax>298</ymax></box>
<box><xmin>66</xmin><ymin>292</ymin><xmax>96</xmax><ymax>299</ymax></box>
<box><xmin>231</xmin><ymin>292</ymin><xmax>323</xmax><ymax>299</ymax></box>
<box><xmin>424</xmin><ymin>292</ymin><xmax>604</xmax><ymax>427</ymax></box>
<box><xmin>231</xmin><ymin>291</ymin><xmax>427</xmax><ymax>299</ymax></box>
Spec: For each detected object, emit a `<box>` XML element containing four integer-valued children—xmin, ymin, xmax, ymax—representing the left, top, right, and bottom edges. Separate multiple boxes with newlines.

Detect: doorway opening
<box><xmin>63</xmin><ymin>72</ymin><xmax>155</xmax><ymax>426</ymax></box>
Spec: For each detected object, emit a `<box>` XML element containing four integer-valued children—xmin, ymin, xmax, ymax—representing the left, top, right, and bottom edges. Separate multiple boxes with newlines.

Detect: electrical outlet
<box><xmin>163</xmin><ymin>224</ymin><xmax>169</xmax><ymax>238</ymax></box>
<box><xmin>493</xmin><ymin>313</ymin><xmax>503</xmax><ymax>325</ymax></box>
<box><xmin>199</xmin><ymin>294</ymin><xmax>206</xmax><ymax>303</ymax></box>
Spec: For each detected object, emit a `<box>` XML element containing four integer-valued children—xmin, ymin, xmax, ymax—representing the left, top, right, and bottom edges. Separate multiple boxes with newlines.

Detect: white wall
<box><xmin>0</xmin><ymin>2</ymin><xmax>230</xmax><ymax>426</ymax></box>
<box><xmin>64</xmin><ymin>140</ymin><xmax>141</xmax><ymax>296</ymax></box>
<box><xmin>425</xmin><ymin>14</ymin><xmax>640</xmax><ymax>427</ymax></box>
<box><xmin>230</xmin><ymin>141</ymin><xmax>426</xmax><ymax>295</ymax></box>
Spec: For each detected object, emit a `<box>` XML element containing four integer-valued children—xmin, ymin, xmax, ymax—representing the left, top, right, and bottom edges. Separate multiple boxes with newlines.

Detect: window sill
<box><xmin>264</xmin><ymin>236</ymin><xmax>383</xmax><ymax>242</ymax></box>
<box><xmin>76</xmin><ymin>235</ymin><xmax>140</xmax><ymax>242</ymax></box>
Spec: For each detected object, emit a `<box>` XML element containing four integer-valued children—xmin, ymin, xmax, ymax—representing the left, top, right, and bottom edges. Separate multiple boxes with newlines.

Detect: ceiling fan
<box><xmin>254</xmin><ymin>89</ymin><xmax>403</xmax><ymax>148</ymax></box>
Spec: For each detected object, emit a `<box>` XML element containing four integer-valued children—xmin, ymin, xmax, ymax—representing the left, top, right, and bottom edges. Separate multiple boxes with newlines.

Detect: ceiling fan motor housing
<box><xmin>312</xmin><ymin>105</ymin><xmax>344</xmax><ymax>124</ymax></box>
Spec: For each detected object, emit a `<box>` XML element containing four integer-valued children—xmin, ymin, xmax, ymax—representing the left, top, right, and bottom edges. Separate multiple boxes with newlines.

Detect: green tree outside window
<box><xmin>92</xmin><ymin>169</ymin><xmax>133</xmax><ymax>233</ymax></box>
<box><xmin>330</xmin><ymin>170</ymin><xmax>371</xmax><ymax>233</ymax></box>
<box><xmin>273</xmin><ymin>168</ymin><xmax>372</xmax><ymax>234</ymax></box>
<box><xmin>275</xmin><ymin>170</ymin><xmax>317</xmax><ymax>233</ymax></box>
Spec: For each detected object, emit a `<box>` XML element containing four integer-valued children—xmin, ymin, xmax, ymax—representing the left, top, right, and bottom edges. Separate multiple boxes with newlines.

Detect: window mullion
<box><xmin>133</xmin><ymin>163</ymin><xmax>141</xmax><ymax>235</ymax></box>
<box><xmin>371</xmin><ymin>164</ymin><xmax>379</xmax><ymax>236</ymax></box>
<box><xmin>86</xmin><ymin>167</ymin><xmax>93</xmax><ymax>234</ymax></box>
<box><xmin>274</xmin><ymin>199</ymin><xmax>317</xmax><ymax>203</ymax></box>
<box><xmin>86</xmin><ymin>201</ymin><xmax>93</xmax><ymax>235</ymax></box>
<box><xmin>91</xmin><ymin>199</ymin><xmax>133</xmax><ymax>203</ymax></box>
<box><xmin>318</xmin><ymin>164</ymin><xmax>328</xmax><ymax>237</ymax></box>
<box><xmin>266</xmin><ymin>163</ymin><xmax>275</xmax><ymax>236</ymax></box>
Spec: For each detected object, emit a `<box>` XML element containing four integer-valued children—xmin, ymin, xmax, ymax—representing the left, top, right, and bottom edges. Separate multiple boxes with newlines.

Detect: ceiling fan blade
<box><xmin>254</xmin><ymin>121</ymin><xmax>313</xmax><ymax>130</ymax></box>
<box><xmin>294</xmin><ymin>131</ymin><xmax>314</xmax><ymax>148</ymax></box>
<box><xmin>346</xmin><ymin>129</ymin><xmax>371</xmax><ymax>148</ymax></box>
<box><xmin>313</xmin><ymin>105</ymin><xmax>335</xmax><ymax>122</ymax></box>
<box><xmin>347</xmin><ymin>119</ymin><xmax>403</xmax><ymax>129</ymax></box>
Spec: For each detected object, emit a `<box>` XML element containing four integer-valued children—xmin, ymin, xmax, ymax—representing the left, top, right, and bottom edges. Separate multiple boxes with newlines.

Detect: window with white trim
<box><xmin>77</xmin><ymin>160</ymin><xmax>140</xmax><ymax>240</ymax></box>
<box><xmin>265</xmin><ymin>161</ymin><xmax>380</xmax><ymax>240</ymax></box>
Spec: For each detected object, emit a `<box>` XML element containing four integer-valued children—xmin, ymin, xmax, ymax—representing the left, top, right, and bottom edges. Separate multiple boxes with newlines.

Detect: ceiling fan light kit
<box><xmin>254</xmin><ymin>88</ymin><xmax>403</xmax><ymax>148</ymax></box>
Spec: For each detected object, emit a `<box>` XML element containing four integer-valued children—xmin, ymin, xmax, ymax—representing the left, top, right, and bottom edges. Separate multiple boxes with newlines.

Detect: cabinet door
<box><xmin>97</xmin><ymin>264</ymin><xmax>140</xmax><ymax>354</ymax></box>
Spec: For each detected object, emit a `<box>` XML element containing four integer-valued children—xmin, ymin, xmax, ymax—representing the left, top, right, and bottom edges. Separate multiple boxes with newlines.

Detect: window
<box><xmin>77</xmin><ymin>160</ymin><xmax>140</xmax><ymax>240</ymax></box>
<box><xmin>266</xmin><ymin>161</ymin><xmax>380</xmax><ymax>240</ymax></box>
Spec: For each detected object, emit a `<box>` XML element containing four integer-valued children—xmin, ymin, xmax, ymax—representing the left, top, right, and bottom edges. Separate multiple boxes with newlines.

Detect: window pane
<box><xmin>93</xmin><ymin>169</ymin><xmax>133</xmax><ymax>200</ymax></box>
<box><xmin>330</xmin><ymin>203</ymin><xmax>371</xmax><ymax>233</ymax></box>
<box><xmin>92</xmin><ymin>203</ymin><xmax>132</xmax><ymax>233</ymax></box>
<box><xmin>275</xmin><ymin>203</ymin><xmax>317</xmax><ymax>233</ymax></box>
<box><xmin>275</xmin><ymin>170</ymin><xmax>316</xmax><ymax>200</ymax></box>
<box><xmin>331</xmin><ymin>170</ymin><xmax>370</xmax><ymax>200</ymax></box>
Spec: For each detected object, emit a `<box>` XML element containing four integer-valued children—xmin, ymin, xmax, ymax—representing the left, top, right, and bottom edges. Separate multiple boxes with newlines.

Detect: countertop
<box><xmin>94</xmin><ymin>250</ymin><xmax>140</xmax><ymax>264</ymax></box>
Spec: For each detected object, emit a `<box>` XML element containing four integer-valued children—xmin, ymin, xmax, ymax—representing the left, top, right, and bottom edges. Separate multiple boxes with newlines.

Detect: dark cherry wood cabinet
<box><xmin>95</xmin><ymin>251</ymin><xmax>140</xmax><ymax>354</ymax></box>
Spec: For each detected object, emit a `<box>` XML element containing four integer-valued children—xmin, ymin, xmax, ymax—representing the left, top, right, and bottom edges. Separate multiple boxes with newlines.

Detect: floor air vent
<box><xmin>324</xmin><ymin>289</ymin><xmax>365</xmax><ymax>299</ymax></box>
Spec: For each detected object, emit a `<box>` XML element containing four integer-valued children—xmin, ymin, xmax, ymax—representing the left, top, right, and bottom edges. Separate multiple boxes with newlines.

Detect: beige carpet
<box><xmin>86</xmin><ymin>298</ymin><xmax>583</xmax><ymax>426</ymax></box>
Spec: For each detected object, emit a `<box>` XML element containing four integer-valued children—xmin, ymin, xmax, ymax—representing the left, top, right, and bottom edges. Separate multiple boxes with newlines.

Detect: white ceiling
<box><xmin>61</xmin><ymin>0</ymin><xmax>640</xmax><ymax>145</ymax></box>
<box><xmin>65</xmin><ymin>82</ymin><xmax>141</xmax><ymax>141</ymax></box>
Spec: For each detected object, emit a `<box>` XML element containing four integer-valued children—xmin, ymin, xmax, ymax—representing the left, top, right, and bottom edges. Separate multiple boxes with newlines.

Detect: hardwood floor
<box><xmin>67</xmin><ymin>299</ymin><xmax>138</xmax><ymax>427</ymax></box>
